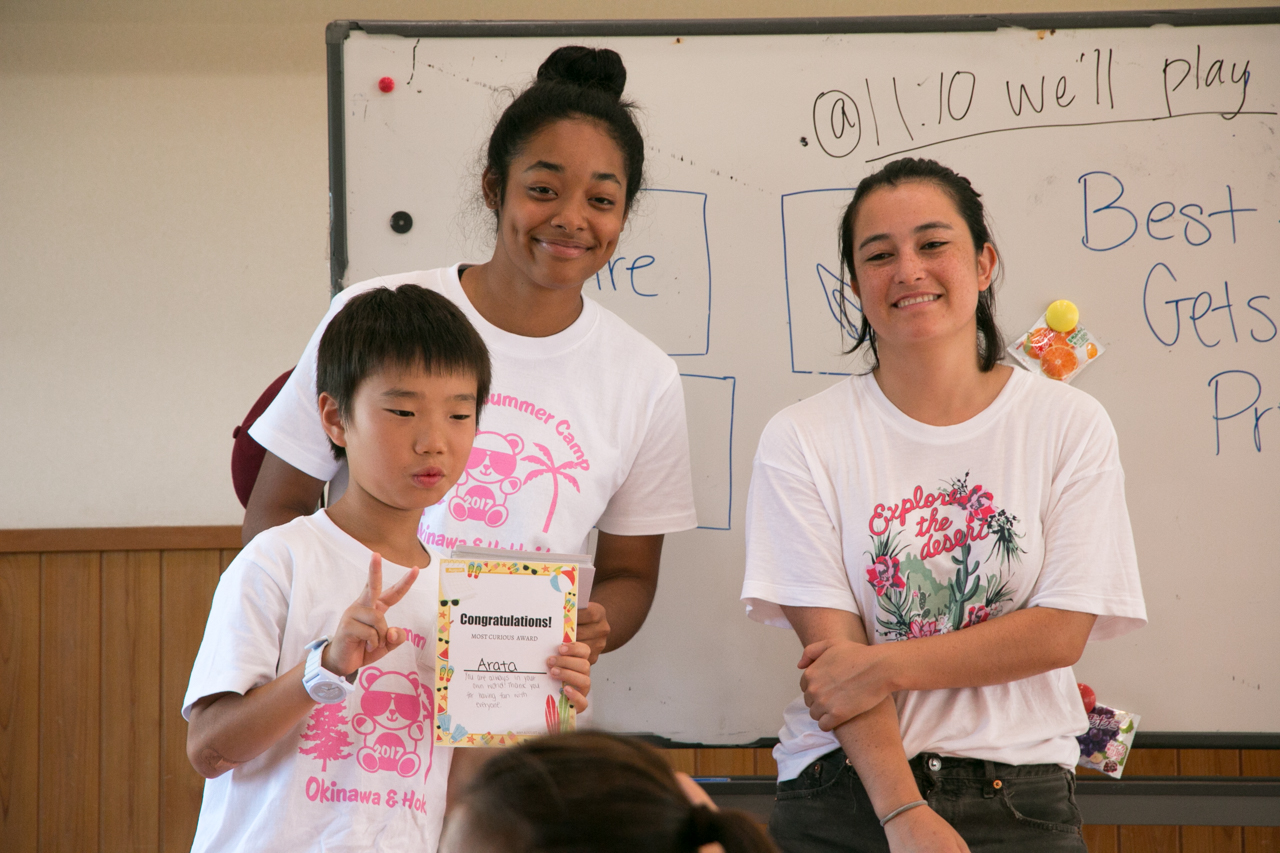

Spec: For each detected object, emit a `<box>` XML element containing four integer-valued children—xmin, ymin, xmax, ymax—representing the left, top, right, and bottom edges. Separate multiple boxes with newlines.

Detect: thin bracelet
<box><xmin>878</xmin><ymin>799</ymin><xmax>928</xmax><ymax>827</ymax></box>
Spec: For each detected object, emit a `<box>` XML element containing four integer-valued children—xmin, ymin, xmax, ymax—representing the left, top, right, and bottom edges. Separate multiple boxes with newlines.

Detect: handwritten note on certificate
<box><xmin>433</xmin><ymin>559</ymin><xmax>578</xmax><ymax>747</ymax></box>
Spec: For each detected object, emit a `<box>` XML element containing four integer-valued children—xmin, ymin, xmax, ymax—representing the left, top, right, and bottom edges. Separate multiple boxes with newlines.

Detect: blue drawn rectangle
<box><xmin>680</xmin><ymin>374</ymin><xmax>736</xmax><ymax>531</ymax></box>
<box><xmin>781</xmin><ymin>189</ymin><xmax>861</xmax><ymax>375</ymax></box>
<box><xmin>591</xmin><ymin>189</ymin><xmax>712</xmax><ymax>357</ymax></box>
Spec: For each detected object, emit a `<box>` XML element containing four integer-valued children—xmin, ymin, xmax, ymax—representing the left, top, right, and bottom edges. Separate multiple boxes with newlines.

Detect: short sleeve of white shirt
<box><xmin>182</xmin><ymin>547</ymin><xmax>293</xmax><ymax>717</ymax></box>
<box><xmin>742</xmin><ymin>414</ymin><xmax>858</xmax><ymax>628</ymax></box>
<box><xmin>595</xmin><ymin>367</ymin><xmax>696</xmax><ymax>536</ymax></box>
<box><xmin>1025</xmin><ymin>413</ymin><xmax>1146</xmax><ymax>640</ymax></box>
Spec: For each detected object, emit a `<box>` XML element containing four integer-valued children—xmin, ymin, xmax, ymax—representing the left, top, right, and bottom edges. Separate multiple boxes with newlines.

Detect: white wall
<box><xmin>1</xmin><ymin>0</ymin><xmax>1270</xmax><ymax>529</ymax></box>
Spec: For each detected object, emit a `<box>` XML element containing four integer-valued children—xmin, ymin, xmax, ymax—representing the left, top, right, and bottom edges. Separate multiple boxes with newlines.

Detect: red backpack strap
<box><xmin>230</xmin><ymin>369</ymin><xmax>295</xmax><ymax>508</ymax></box>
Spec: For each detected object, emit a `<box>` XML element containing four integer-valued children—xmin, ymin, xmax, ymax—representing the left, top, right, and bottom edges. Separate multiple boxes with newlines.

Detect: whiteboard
<box><xmin>330</xmin><ymin>15</ymin><xmax>1280</xmax><ymax>742</ymax></box>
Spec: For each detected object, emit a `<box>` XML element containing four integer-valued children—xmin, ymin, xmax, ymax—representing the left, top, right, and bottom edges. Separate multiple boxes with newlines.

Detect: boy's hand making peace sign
<box><xmin>322</xmin><ymin>553</ymin><xmax>419</xmax><ymax>677</ymax></box>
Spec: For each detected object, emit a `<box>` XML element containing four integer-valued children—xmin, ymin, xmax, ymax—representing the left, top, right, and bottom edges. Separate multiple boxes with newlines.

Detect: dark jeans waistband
<box><xmin>810</xmin><ymin>747</ymin><xmax>1068</xmax><ymax>780</ymax></box>
<box><xmin>908</xmin><ymin>752</ymin><xmax>1068</xmax><ymax>779</ymax></box>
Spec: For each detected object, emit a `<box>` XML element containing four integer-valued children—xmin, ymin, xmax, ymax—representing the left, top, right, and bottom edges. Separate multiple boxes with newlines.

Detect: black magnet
<box><xmin>390</xmin><ymin>211</ymin><xmax>413</xmax><ymax>234</ymax></box>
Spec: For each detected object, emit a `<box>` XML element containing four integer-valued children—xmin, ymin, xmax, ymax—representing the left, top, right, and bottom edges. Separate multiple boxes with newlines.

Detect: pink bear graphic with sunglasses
<box><xmin>352</xmin><ymin>668</ymin><xmax>429</xmax><ymax>778</ymax></box>
<box><xmin>448</xmin><ymin>431</ymin><xmax>524</xmax><ymax>528</ymax></box>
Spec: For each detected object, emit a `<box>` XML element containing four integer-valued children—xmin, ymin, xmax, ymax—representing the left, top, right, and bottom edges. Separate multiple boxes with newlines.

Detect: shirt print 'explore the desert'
<box><xmin>864</xmin><ymin>471</ymin><xmax>1026</xmax><ymax>642</ymax></box>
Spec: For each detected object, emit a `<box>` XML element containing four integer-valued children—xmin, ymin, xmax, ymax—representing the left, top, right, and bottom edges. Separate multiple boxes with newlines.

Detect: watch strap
<box><xmin>303</xmin><ymin>636</ymin><xmax>356</xmax><ymax>703</ymax></box>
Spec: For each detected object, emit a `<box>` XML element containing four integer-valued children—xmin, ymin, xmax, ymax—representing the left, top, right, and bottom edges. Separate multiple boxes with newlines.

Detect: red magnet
<box><xmin>378</xmin><ymin>76</ymin><xmax>395</xmax><ymax>93</ymax></box>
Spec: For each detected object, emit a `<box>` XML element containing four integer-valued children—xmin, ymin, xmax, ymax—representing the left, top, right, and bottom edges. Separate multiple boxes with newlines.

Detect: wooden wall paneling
<box><xmin>1120</xmin><ymin>824</ymin><xmax>1181</xmax><ymax>853</ymax></box>
<box><xmin>1180</xmin><ymin>749</ymin><xmax>1242</xmax><ymax>777</ymax></box>
<box><xmin>754</xmin><ymin>747</ymin><xmax>778</xmax><ymax>776</ymax></box>
<box><xmin>1124</xmin><ymin>749</ymin><xmax>1180</xmax><ymax>776</ymax></box>
<box><xmin>1083</xmin><ymin>825</ymin><xmax>1120</xmax><ymax>853</ymax></box>
<box><xmin>39</xmin><ymin>552</ymin><xmax>102</xmax><ymax>853</ymax></box>
<box><xmin>0</xmin><ymin>554</ymin><xmax>40</xmax><ymax>852</ymax></box>
<box><xmin>0</xmin><ymin>527</ymin><xmax>242</xmax><ymax>554</ymax></box>
<box><xmin>1182</xmin><ymin>826</ymin><xmax>1244</xmax><ymax>853</ymax></box>
<box><xmin>1241</xmin><ymin>749</ymin><xmax>1280</xmax><ymax>852</ymax></box>
<box><xmin>664</xmin><ymin>748</ymin><xmax>697</xmax><ymax>775</ymax></box>
<box><xmin>695</xmin><ymin>747</ymin><xmax>756</xmax><ymax>777</ymax></box>
<box><xmin>101</xmin><ymin>551</ymin><xmax>162</xmax><ymax>853</ymax></box>
<box><xmin>159</xmin><ymin>550</ymin><xmax>221</xmax><ymax>853</ymax></box>
<box><xmin>1241</xmin><ymin>750</ymin><xmax>1280</xmax><ymax>777</ymax></box>
<box><xmin>1244</xmin><ymin>828</ymin><xmax>1280</xmax><ymax>853</ymax></box>
<box><xmin>1180</xmin><ymin>749</ymin><xmax>1243</xmax><ymax>853</ymax></box>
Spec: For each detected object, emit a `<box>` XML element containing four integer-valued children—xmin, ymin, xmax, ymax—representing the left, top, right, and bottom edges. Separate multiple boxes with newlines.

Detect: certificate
<box><xmin>433</xmin><ymin>558</ymin><xmax>578</xmax><ymax>747</ymax></box>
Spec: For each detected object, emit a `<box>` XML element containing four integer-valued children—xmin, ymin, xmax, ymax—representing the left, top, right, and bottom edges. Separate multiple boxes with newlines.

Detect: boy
<box><xmin>183</xmin><ymin>285</ymin><xmax>593</xmax><ymax>852</ymax></box>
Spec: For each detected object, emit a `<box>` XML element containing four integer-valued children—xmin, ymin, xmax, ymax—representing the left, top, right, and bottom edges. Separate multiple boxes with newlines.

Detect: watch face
<box><xmin>313</xmin><ymin>681</ymin><xmax>347</xmax><ymax>703</ymax></box>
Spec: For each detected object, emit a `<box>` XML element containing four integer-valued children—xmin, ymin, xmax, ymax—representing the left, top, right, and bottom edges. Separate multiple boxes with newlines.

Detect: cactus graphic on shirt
<box><xmin>299</xmin><ymin>702</ymin><xmax>354</xmax><ymax>770</ymax></box>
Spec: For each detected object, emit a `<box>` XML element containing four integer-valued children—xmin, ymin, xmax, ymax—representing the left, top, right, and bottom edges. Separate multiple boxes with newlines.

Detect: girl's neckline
<box><xmin>859</xmin><ymin>367</ymin><xmax>1028</xmax><ymax>441</ymax></box>
<box><xmin>447</xmin><ymin>263</ymin><xmax>598</xmax><ymax>357</ymax></box>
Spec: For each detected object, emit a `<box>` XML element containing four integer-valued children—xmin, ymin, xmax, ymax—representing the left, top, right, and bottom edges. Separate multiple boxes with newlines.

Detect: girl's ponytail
<box><xmin>681</xmin><ymin>802</ymin><xmax>776</xmax><ymax>853</ymax></box>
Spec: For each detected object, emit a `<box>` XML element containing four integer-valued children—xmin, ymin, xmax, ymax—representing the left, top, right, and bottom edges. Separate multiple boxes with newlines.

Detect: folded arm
<box><xmin>782</xmin><ymin>606</ymin><xmax>969</xmax><ymax>853</ymax></box>
<box><xmin>797</xmin><ymin>605</ymin><xmax>1096</xmax><ymax>731</ymax></box>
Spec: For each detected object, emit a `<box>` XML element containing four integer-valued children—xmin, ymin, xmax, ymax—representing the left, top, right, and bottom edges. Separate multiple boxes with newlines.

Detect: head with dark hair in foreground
<box><xmin>442</xmin><ymin>732</ymin><xmax>777</xmax><ymax>853</ymax></box>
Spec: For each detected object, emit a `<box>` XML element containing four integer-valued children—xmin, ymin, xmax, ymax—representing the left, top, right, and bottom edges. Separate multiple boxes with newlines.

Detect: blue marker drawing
<box><xmin>816</xmin><ymin>262</ymin><xmax>860</xmax><ymax>347</ymax></box>
<box><xmin>591</xmin><ymin>189</ymin><xmax>712</xmax><ymax>358</ymax></box>
<box><xmin>782</xmin><ymin>189</ymin><xmax>860</xmax><ymax>375</ymax></box>
<box><xmin>1207</xmin><ymin>370</ymin><xmax>1271</xmax><ymax>455</ymax></box>
<box><xmin>681</xmin><ymin>374</ymin><xmax>736</xmax><ymax>531</ymax></box>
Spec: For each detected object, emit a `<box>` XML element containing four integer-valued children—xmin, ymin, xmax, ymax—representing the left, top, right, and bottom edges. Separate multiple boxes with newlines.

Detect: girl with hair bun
<box><xmin>441</xmin><ymin>732</ymin><xmax>778</xmax><ymax>853</ymax></box>
<box><xmin>743</xmin><ymin>158</ymin><xmax>1145</xmax><ymax>851</ymax></box>
<box><xmin>245</xmin><ymin>43</ymin><xmax>697</xmax><ymax>809</ymax></box>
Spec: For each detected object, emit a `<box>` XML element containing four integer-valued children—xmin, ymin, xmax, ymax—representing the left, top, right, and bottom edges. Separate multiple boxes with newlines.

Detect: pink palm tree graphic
<box><xmin>522</xmin><ymin>443</ymin><xmax>583</xmax><ymax>533</ymax></box>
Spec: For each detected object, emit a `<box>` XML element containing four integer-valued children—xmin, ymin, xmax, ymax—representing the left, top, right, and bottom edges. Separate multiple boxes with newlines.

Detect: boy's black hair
<box><xmin>316</xmin><ymin>285</ymin><xmax>491</xmax><ymax>460</ymax></box>
<box><xmin>485</xmin><ymin>45</ymin><xmax>646</xmax><ymax>214</ymax></box>
<box><xmin>838</xmin><ymin>157</ymin><xmax>1006</xmax><ymax>372</ymax></box>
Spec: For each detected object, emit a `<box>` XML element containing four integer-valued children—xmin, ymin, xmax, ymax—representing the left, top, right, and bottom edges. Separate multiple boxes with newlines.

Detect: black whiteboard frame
<box><xmin>324</xmin><ymin>12</ymin><xmax>1280</xmax><ymax>749</ymax></box>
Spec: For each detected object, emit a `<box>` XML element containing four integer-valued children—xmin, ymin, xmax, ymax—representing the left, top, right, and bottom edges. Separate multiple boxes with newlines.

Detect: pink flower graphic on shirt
<box><xmin>866</xmin><ymin>556</ymin><xmax>906</xmax><ymax>597</ymax></box>
<box><xmin>961</xmin><ymin>486</ymin><xmax>995</xmax><ymax>525</ymax></box>
<box><xmin>299</xmin><ymin>702</ymin><xmax>353</xmax><ymax>771</ymax></box>
<box><xmin>521</xmin><ymin>443</ymin><xmax>584</xmax><ymax>534</ymax></box>
<box><xmin>906</xmin><ymin>619</ymin><xmax>940</xmax><ymax>639</ymax></box>
<box><xmin>963</xmin><ymin>605</ymin><xmax>991</xmax><ymax>628</ymax></box>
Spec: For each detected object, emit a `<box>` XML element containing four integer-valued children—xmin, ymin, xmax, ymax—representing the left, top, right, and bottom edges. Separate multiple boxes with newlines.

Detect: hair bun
<box><xmin>536</xmin><ymin>46</ymin><xmax>627</xmax><ymax>98</ymax></box>
<box><xmin>684</xmin><ymin>804</ymin><xmax>720</xmax><ymax>847</ymax></box>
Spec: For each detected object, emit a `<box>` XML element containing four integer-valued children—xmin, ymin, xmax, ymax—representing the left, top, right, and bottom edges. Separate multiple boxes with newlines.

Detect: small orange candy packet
<box><xmin>1008</xmin><ymin>311</ymin><xmax>1104</xmax><ymax>384</ymax></box>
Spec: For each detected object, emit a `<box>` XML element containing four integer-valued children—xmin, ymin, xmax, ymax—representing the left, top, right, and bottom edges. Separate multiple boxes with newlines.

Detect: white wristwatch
<box><xmin>303</xmin><ymin>636</ymin><xmax>356</xmax><ymax>704</ymax></box>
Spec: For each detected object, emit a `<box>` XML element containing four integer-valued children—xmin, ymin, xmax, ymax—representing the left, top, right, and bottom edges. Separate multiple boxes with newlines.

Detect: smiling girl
<box><xmin>742</xmin><ymin>158</ymin><xmax>1146</xmax><ymax>853</ymax></box>
<box><xmin>246</xmin><ymin>46</ymin><xmax>697</xmax><ymax>669</ymax></box>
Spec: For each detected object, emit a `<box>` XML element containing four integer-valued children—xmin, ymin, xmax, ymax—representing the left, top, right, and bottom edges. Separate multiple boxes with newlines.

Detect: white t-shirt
<box><xmin>183</xmin><ymin>510</ymin><xmax>450</xmax><ymax>853</ymax></box>
<box><xmin>250</xmin><ymin>265</ymin><xmax>698</xmax><ymax>555</ymax></box>
<box><xmin>741</xmin><ymin>370</ymin><xmax>1146</xmax><ymax>780</ymax></box>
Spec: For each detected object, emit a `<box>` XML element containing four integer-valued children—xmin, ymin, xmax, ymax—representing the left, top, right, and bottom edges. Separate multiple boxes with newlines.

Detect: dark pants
<box><xmin>769</xmin><ymin>749</ymin><xmax>1086</xmax><ymax>853</ymax></box>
